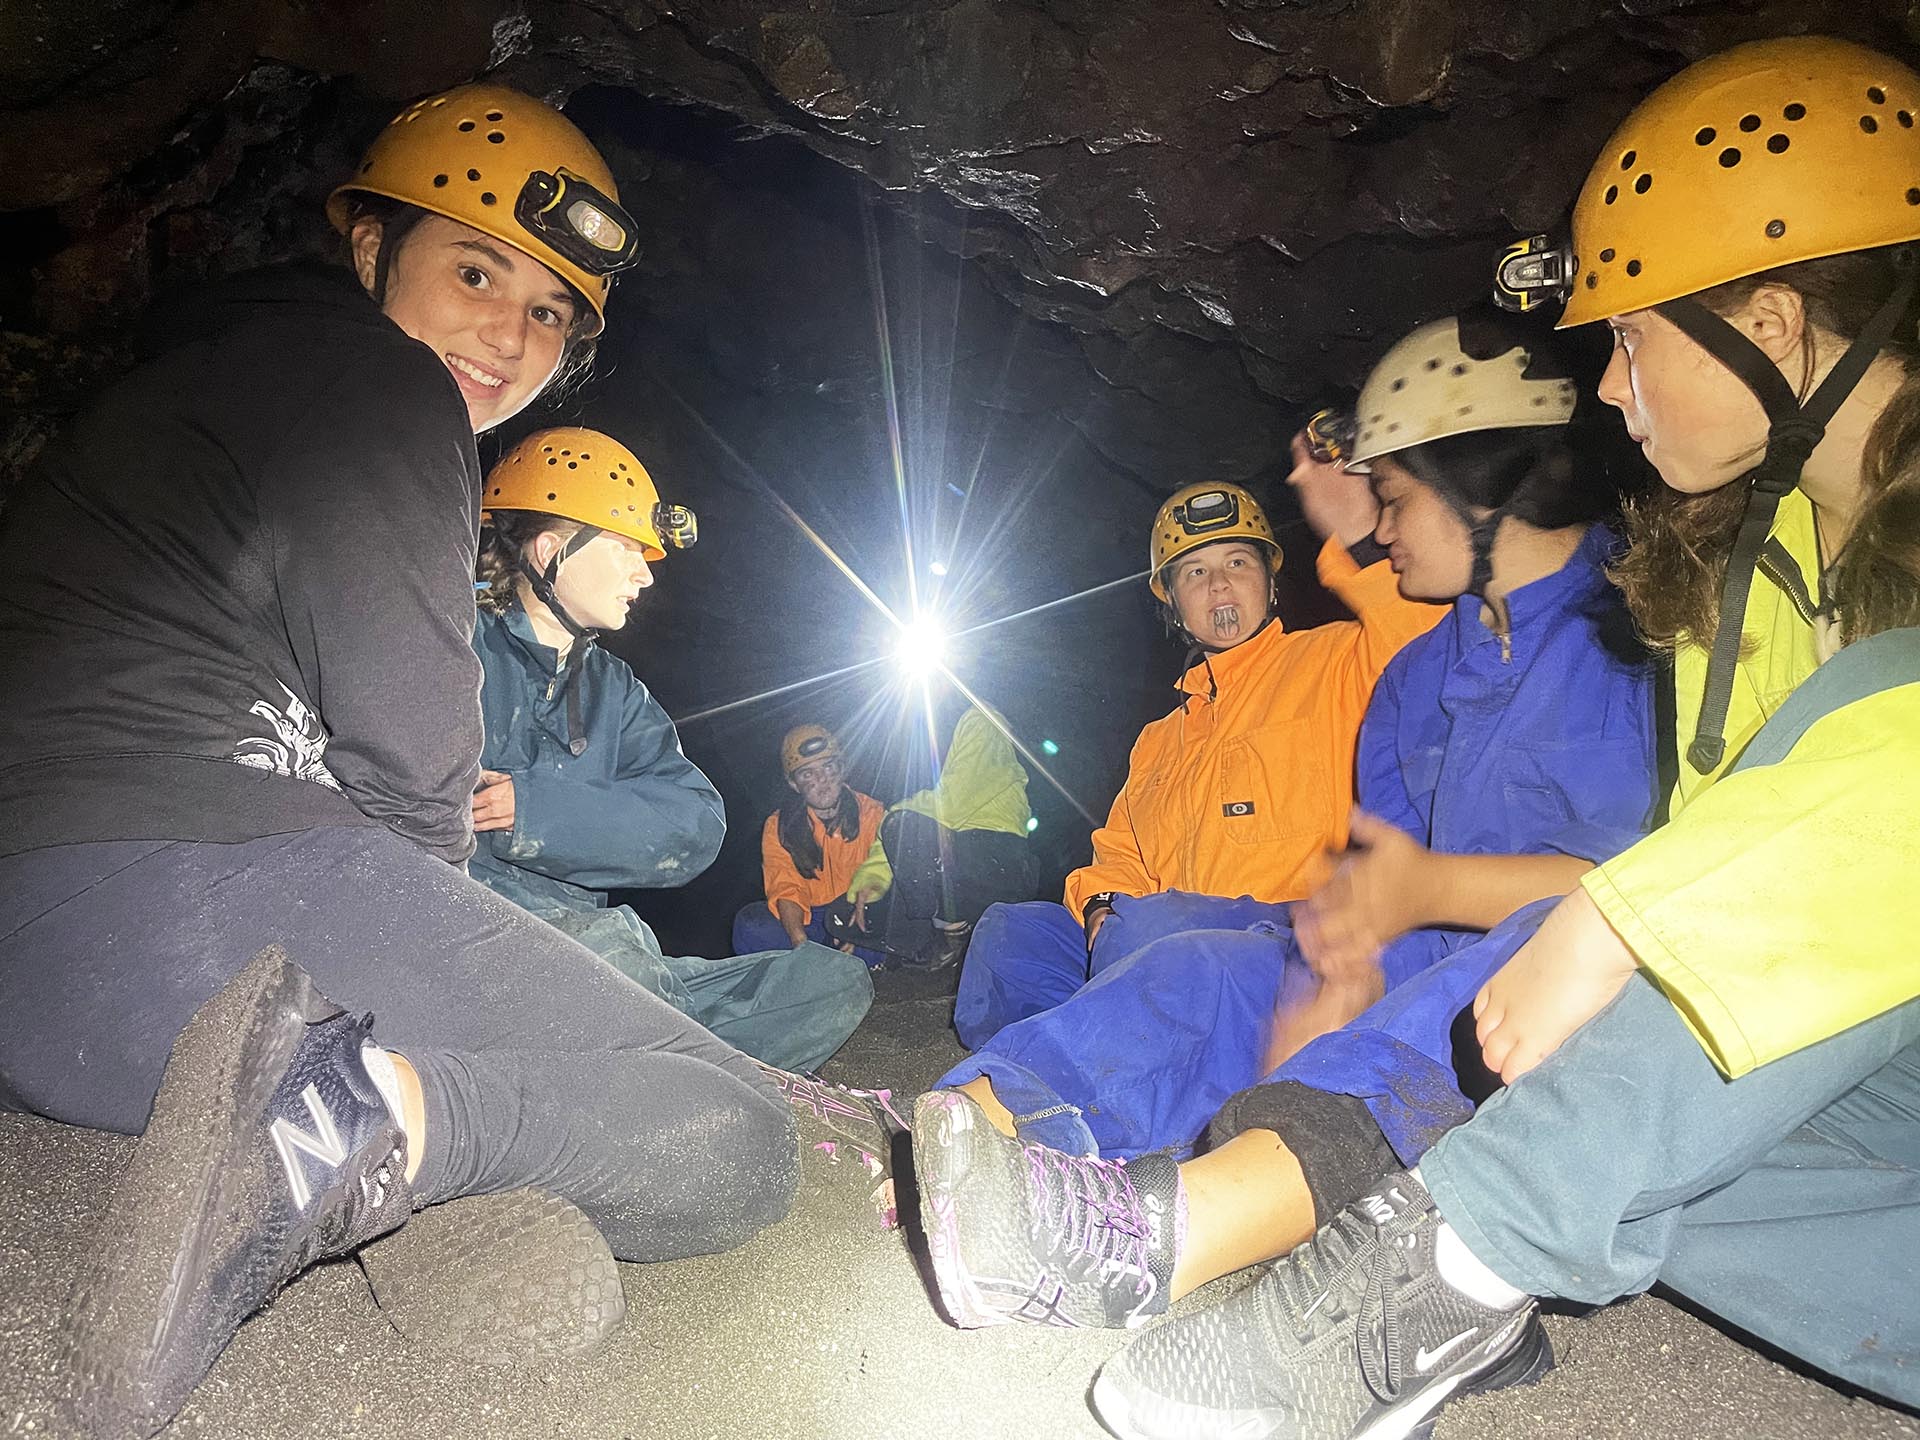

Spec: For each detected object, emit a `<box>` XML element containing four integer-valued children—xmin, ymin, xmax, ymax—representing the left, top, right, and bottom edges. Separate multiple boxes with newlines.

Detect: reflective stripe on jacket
<box><xmin>1061</xmin><ymin>537</ymin><xmax>1444</xmax><ymax>918</ymax></box>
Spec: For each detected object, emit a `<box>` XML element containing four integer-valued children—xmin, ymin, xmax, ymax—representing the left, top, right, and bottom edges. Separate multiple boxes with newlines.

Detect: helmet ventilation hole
<box><xmin>480</xmin><ymin>192</ymin><xmax>497</xmax><ymax>206</ymax></box>
<box><xmin>486</xmin><ymin>110</ymin><xmax>505</xmax><ymax>122</ymax></box>
<box><xmin>1532</xmin><ymin>396</ymin><xmax>1548</xmax><ymax>406</ymax></box>
<box><xmin>1620</xmin><ymin>149</ymin><xmax>1636</xmax><ymax>170</ymax></box>
<box><xmin>627</xmin><ymin>477</ymin><xmax>635</xmax><ymax>486</ymax></box>
<box><xmin>1604</xmin><ymin>185</ymin><xmax>1618</xmax><ymax>204</ymax></box>
<box><xmin>1907</xmin><ymin>188</ymin><xmax>1920</xmax><ymax>206</ymax></box>
<box><xmin>1903</xmin><ymin>111</ymin><xmax>1916</xmax><ymax>129</ymax></box>
<box><xmin>1862</xmin><ymin>115</ymin><xmax>1880</xmax><ymax>134</ymax></box>
<box><xmin>467</xmin><ymin>168</ymin><xmax>481</xmax><ymax>181</ymax></box>
<box><xmin>1585</xmin><ymin>272</ymin><xmax>1599</xmax><ymax>289</ymax></box>
<box><xmin>1739</xmin><ymin>113</ymin><xmax>1761</xmax><ymax>133</ymax></box>
<box><xmin>1626</xmin><ymin>259</ymin><xmax>1643</xmax><ymax>277</ymax></box>
<box><xmin>1634</xmin><ymin>173</ymin><xmax>1652</xmax><ymax>194</ymax></box>
<box><xmin>1695</xmin><ymin>126</ymin><xmax>1716</xmax><ymax>146</ymax></box>
<box><xmin>1766</xmin><ymin>219</ymin><xmax>1787</xmax><ymax>238</ymax></box>
<box><xmin>547</xmin><ymin>492</ymin><xmax>558</xmax><ymax>501</ymax></box>
<box><xmin>1425</xmin><ymin>358</ymin><xmax>1441</xmax><ymax>370</ymax></box>
<box><xmin>1784</xmin><ymin>102</ymin><xmax>1806</xmax><ymax>121</ymax></box>
<box><xmin>1450</xmin><ymin>362</ymin><xmax>1469</xmax><ymax>376</ymax></box>
<box><xmin>488</xmin><ymin>132</ymin><xmax>506</xmax><ymax>144</ymax></box>
<box><xmin>430</xmin><ymin>97</ymin><xmax>449</xmax><ymax>108</ymax></box>
<box><xmin>458</xmin><ymin>120</ymin><xmax>476</xmax><ymax>132</ymax></box>
<box><xmin>1719</xmin><ymin>148</ymin><xmax>1742</xmax><ymax>167</ymax></box>
<box><xmin>1869</xmin><ymin>86</ymin><xmax>1888</xmax><ymax>105</ymax></box>
<box><xmin>546</xmin><ymin>457</ymin><xmax>558</xmax><ymax>465</ymax></box>
<box><xmin>1390</xmin><ymin>378</ymin><xmax>1407</xmax><ymax>392</ymax></box>
<box><xmin>1767</xmin><ymin>134</ymin><xmax>1790</xmax><ymax>154</ymax></box>
<box><xmin>432</xmin><ymin>173</ymin><xmax>447</xmax><ymax>186</ymax></box>
<box><xmin>1599</xmin><ymin>247</ymin><xmax>1616</xmax><ymax>263</ymax></box>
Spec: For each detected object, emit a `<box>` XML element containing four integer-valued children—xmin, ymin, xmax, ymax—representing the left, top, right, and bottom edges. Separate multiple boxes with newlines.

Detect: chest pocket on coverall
<box><xmin>1497</xmin><ymin>740</ymin><xmax>1645</xmax><ymax>854</ymax></box>
<box><xmin>1220</xmin><ymin>719</ymin><xmax>1330</xmax><ymax>847</ymax></box>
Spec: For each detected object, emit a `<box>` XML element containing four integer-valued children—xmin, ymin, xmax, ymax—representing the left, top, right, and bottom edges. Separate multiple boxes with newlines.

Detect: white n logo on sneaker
<box><xmin>270</xmin><ymin>1084</ymin><xmax>346</xmax><ymax>1211</ymax></box>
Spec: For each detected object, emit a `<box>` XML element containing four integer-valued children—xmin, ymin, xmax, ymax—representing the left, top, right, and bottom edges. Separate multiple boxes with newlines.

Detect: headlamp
<box><xmin>1494</xmin><ymin>235</ymin><xmax>1578</xmax><ymax>314</ymax></box>
<box><xmin>1172</xmin><ymin>489</ymin><xmax>1241</xmax><ymax>536</ymax></box>
<box><xmin>1304</xmin><ymin>408</ymin><xmax>1356</xmax><ymax>466</ymax></box>
<box><xmin>653</xmin><ymin>501</ymin><xmax>698</xmax><ymax>550</ymax></box>
<box><xmin>516</xmin><ymin>169</ymin><xmax>641</xmax><ymax>278</ymax></box>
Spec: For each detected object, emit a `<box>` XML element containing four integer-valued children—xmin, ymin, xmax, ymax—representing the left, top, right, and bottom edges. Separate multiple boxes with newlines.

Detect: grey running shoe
<box><xmin>61</xmin><ymin>947</ymin><xmax>411</xmax><ymax>1438</ymax></box>
<box><xmin>1090</xmin><ymin>1171</ymin><xmax>1551</xmax><ymax>1440</ymax></box>
<box><xmin>914</xmin><ymin>1088</ymin><xmax>1179</xmax><ymax>1329</ymax></box>
<box><xmin>760</xmin><ymin>1065</ymin><xmax>909</xmax><ymax>1229</ymax></box>
<box><xmin>358</xmin><ymin>1188</ymin><xmax>627</xmax><ymax>1365</ymax></box>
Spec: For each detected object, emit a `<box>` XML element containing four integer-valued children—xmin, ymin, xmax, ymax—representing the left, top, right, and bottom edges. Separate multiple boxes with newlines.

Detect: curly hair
<box><xmin>476</xmin><ymin>510</ymin><xmax>583</xmax><ymax>614</ymax></box>
<box><xmin>1610</xmin><ymin>243</ymin><xmax>1920</xmax><ymax>649</ymax></box>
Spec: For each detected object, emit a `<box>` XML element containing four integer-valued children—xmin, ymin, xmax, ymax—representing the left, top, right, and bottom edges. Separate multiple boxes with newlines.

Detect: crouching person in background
<box><xmin>732</xmin><ymin>724</ymin><xmax>889</xmax><ymax>968</ymax></box>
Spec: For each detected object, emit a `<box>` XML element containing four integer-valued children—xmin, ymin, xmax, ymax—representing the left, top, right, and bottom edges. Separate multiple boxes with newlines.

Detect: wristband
<box><xmin>1081</xmin><ymin>892</ymin><xmax>1120</xmax><ymax>930</ymax></box>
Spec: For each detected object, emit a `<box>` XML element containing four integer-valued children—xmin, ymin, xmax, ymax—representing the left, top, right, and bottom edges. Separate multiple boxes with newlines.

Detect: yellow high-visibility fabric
<box><xmin>1582</xmin><ymin>487</ymin><xmax>1919</xmax><ymax>1075</ymax></box>
<box><xmin>847</xmin><ymin>706</ymin><xmax>1031</xmax><ymax>902</ymax></box>
<box><xmin>1584</xmin><ymin>681</ymin><xmax>1920</xmax><ymax>1076</ymax></box>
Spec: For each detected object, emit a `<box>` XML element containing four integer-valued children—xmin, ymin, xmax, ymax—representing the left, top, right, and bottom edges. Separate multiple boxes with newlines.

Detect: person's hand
<box><xmin>1084</xmin><ymin>906</ymin><xmax>1112</xmax><ymax>952</ymax></box>
<box><xmin>1472</xmin><ymin>887</ymin><xmax>1640</xmax><ymax>1084</ymax></box>
<box><xmin>472</xmin><ymin>769</ymin><xmax>516</xmax><ymax>833</ymax></box>
<box><xmin>1296</xmin><ymin>810</ymin><xmax>1429</xmax><ymax>981</ymax></box>
<box><xmin>1286</xmin><ymin>431</ymin><xmax>1379</xmax><ymax>548</ymax></box>
<box><xmin>852</xmin><ymin>898</ymin><xmax>870</xmax><ymax>933</ymax></box>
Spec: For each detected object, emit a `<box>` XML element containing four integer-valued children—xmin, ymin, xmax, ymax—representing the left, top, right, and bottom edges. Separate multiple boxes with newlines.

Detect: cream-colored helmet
<box><xmin>1350</xmin><ymin>316</ymin><xmax>1578</xmax><ymax>467</ymax></box>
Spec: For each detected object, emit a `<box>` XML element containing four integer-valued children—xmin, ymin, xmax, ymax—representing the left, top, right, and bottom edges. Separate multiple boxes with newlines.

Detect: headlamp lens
<box><xmin>1305</xmin><ymin>408</ymin><xmax>1356</xmax><ymax>465</ymax></box>
<box><xmin>654</xmin><ymin>501</ymin><xmax>698</xmax><ymax>550</ymax></box>
<box><xmin>1494</xmin><ymin>235</ymin><xmax>1577</xmax><ymax>313</ymax></box>
<box><xmin>1176</xmin><ymin>490</ymin><xmax>1239</xmax><ymax>533</ymax></box>
<box><xmin>515</xmin><ymin>169</ymin><xmax>641</xmax><ymax>277</ymax></box>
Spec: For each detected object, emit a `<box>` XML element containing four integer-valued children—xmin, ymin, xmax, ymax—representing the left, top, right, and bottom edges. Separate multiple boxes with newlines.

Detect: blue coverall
<box><xmin>470</xmin><ymin>607</ymin><xmax>871</xmax><ymax>1072</ymax></box>
<box><xmin>942</xmin><ymin>526</ymin><xmax>1656</xmax><ymax>1157</ymax></box>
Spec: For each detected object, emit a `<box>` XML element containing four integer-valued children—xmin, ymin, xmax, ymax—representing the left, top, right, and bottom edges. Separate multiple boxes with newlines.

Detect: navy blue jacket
<box><xmin>469</xmin><ymin>606</ymin><xmax>725</xmax><ymax>916</ymax></box>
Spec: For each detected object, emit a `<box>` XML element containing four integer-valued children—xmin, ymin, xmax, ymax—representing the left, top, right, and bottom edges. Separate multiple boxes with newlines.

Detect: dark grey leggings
<box><xmin>0</xmin><ymin>827</ymin><xmax>797</xmax><ymax>1262</ymax></box>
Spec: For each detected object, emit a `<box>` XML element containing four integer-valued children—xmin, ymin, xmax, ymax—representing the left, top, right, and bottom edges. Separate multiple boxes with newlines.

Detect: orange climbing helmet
<box><xmin>781</xmin><ymin>725</ymin><xmax>843</xmax><ymax>778</ymax></box>
<box><xmin>328</xmin><ymin>83</ymin><xmax>636</xmax><ymax>337</ymax></box>
<box><xmin>1148</xmin><ymin>483</ymin><xmax>1281</xmax><ymax>601</ymax></box>
<box><xmin>483</xmin><ymin>427</ymin><xmax>696</xmax><ymax>562</ymax></box>
<box><xmin>1495</xmin><ymin>37</ymin><xmax>1920</xmax><ymax>325</ymax></box>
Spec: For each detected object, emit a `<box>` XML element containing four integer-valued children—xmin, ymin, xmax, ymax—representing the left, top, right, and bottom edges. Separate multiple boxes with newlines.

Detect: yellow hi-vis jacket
<box><xmin>1582</xmin><ymin>487</ymin><xmax>1920</xmax><ymax>1075</ymax></box>
<box><xmin>1061</xmin><ymin>537</ymin><xmax>1444</xmax><ymax>921</ymax></box>
<box><xmin>847</xmin><ymin>705</ymin><xmax>1031</xmax><ymax>903</ymax></box>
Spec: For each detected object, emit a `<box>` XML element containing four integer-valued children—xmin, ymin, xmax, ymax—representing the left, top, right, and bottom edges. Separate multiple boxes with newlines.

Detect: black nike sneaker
<box><xmin>1090</xmin><ymin>1170</ymin><xmax>1553</xmax><ymax>1440</ymax></box>
<box><xmin>62</xmin><ymin>946</ymin><xmax>412</xmax><ymax>1437</ymax></box>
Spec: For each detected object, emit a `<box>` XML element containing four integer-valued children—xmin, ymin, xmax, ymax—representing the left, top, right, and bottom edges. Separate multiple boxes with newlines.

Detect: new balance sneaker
<box><xmin>913</xmin><ymin>1088</ymin><xmax>1181</xmax><ymax>1329</ymax></box>
<box><xmin>358</xmin><ymin>1188</ymin><xmax>626</xmax><ymax>1365</ymax></box>
<box><xmin>61</xmin><ymin>947</ymin><xmax>412</xmax><ymax>1438</ymax></box>
<box><xmin>1089</xmin><ymin>1171</ymin><xmax>1552</xmax><ymax>1440</ymax></box>
<box><xmin>759</xmin><ymin>1064</ymin><xmax>910</xmax><ymax>1228</ymax></box>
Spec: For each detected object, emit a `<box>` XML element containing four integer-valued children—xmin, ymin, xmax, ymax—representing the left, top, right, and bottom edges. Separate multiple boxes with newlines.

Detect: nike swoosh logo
<box><xmin>1414</xmin><ymin>1328</ymin><xmax>1479</xmax><ymax>1372</ymax></box>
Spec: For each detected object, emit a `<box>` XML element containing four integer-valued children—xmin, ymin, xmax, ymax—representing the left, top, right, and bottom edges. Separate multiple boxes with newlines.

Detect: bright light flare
<box><xmin>893</xmin><ymin>612</ymin><xmax>949</xmax><ymax>677</ymax></box>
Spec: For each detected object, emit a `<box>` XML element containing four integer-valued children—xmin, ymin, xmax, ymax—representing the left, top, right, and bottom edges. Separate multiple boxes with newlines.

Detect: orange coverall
<box><xmin>1062</xmin><ymin>537</ymin><xmax>1443</xmax><ymax>919</ymax></box>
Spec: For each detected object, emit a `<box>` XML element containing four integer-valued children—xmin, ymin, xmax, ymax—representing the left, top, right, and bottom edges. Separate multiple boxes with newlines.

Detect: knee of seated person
<box><xmin>706</xmin><ymin>1097</ymin><xmax>800</xmax><ymax>1240</ymax></box>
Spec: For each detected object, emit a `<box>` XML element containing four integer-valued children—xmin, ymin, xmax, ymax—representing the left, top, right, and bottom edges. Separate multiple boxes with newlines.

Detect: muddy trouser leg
<box><xmin>0</xmin><ymin>830</ymin><xmax>798</xmax><ymax>1263</ymax></box>
<box><xmin>1420</xmin><ymin>973</ymin><xmax>1920</xmax><ymax>1406</ymax></box>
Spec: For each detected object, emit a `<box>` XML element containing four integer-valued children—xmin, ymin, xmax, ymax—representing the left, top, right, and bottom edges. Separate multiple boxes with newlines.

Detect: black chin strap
<box><xmin>1659</xmin><ymin>275</ymin><xmax>1913</xmax><ymax>773</ymax></box>
<box><xmin>517</xmin><ymin>526</ymin><xmax>604</xmax><ymax>755</ymax></box>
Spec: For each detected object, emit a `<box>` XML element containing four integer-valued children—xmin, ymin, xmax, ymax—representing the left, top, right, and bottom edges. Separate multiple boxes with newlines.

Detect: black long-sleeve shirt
<box><xmin>0</xmin><ymin>264</ymin><xmax>485</xmax><ymax>864</ymax></box>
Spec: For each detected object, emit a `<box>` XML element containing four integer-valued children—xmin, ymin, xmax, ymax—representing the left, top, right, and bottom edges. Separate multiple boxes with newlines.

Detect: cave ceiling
<box><xmin>4</xmin><ymin>0</ymin><xmax>1919</xmax><ymax>495</ymax></box>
